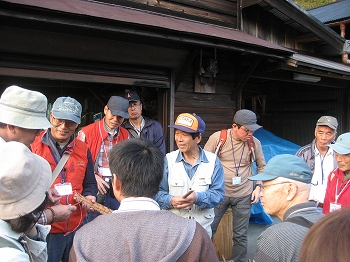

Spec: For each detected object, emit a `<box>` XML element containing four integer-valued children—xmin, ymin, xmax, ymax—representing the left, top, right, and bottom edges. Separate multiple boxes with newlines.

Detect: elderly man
<box><xmin>70</xmin><ymin>139</ymin><xmax>218</xmax><ymax>262</ymax></box>
<box><xmin>77</xmin><ymin>96</ymin><xmax>129</xmax><ymax>221</ymax></box>
<box><xmin>249</xmin><ymin>154</ymin><xmax>324</xmax><ymax>262</ymax></box>
<box><xmin>31</xmin><ymin>96</ymin><xmax>97</xmax><ymax>262</ymax></box>
<box><xmin>0</xmin><ymin>85</ymin><xmax>75</xmax><ymax>226</ymax></box>
<box><xmin>204</xmin><ymin>109</ymin><xmax>266</xmax><ymax>262</ymax></box>
<box><xmin>323</xmin><ymin>132</ymin><xmax>350</xmax><ymax>214</ymax></box>
<box><xmin>122</xmin><ymin>90</ymin><xmax>166</xmax><ymax>154</ymax></box>
<box><xmin>296</xmin><ymin>116</ymin><xmax>338</xmax><ymax>208</ymax></box>
<box><xmin>155</xmin><ymin>113</ymin><xmax>225</xmax><ymax>237</ymax></box>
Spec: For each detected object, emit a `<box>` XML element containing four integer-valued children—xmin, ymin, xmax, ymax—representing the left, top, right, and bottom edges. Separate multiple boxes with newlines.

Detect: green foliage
<box><xmin>294</xmin><ymin>0</ymin><xmax>333</xmax><ymax>10</ymax></box>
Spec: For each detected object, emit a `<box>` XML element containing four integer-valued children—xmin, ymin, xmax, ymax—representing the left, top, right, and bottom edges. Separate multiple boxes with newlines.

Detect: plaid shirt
<box><xmin>97</xmin><ymin>130</ymin><xmax>120</xmax><ymax>170</ymax></box>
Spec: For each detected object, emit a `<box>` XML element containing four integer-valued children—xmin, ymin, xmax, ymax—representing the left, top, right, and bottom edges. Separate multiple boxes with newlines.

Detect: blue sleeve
<box><xmin>154</xmin><ymin>157</ymin><xmax>173</xmax><ymax>209</ymax></box>
<box><xmin>82</xmin><ymin>149</ymin><xmax>98</xmax><ymax>196</ymax></box>
<box><xmin>194</xmin><ymin>156</ymin><xmax>225</xmax><ymax>209</ymax></box>
<box><xmin>153</xmin><ymin>121</ymin><xmax>166</xmax><ymax>155</ymax></box>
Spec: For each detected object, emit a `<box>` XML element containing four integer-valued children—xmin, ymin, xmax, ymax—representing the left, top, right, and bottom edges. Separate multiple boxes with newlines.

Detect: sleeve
<box><xmin>322</xmin><ymin>171</ymin><xmax>334</xmax><ymax>214</ymax></box>
<box><xmin>195</xmin><ymin>156</ymin><xmax>225</xmax><ymax>209</ymax></box>
<box><xmin>36</xmin><ymin>210</ymin><xmax>47</xmax><ymax>225</ymax></box>
<box><xmin>203</xmin><ymin>131</ymin><xmax>220</xmax><ymax>153</ymax></box>
<box><xmin>82</xmin><ymin>149</ymin><xmax>98</xmax><ymax>196</ymax></box>
<box><xmin>153</xmin><ymin>121</ymin><xmax>166</xmax><ymax>155</ymax></box>
<box><xmin>254</xmin><ymin>138</ymin><xmax>266</xmax><ymax>174</ymax></box>
<box><xmin>154</xmin><ymin>157</ymin><xmax>173</xmax><ymax>209</ymax></box>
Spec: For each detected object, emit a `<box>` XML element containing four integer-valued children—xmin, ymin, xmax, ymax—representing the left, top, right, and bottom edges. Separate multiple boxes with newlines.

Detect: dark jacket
<box><xmin>123</xmin><ymin>117</ymin><xmax>166</xmax><ymax>155</ymax></box>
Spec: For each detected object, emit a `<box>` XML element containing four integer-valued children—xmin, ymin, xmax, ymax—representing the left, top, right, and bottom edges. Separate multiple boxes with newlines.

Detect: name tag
<box><xmin>330</xmin><ymin>202</ymin><xmax>341</xmax><ymax>212</ymax></box>
<box><xmin>232</xmin><ymin>176</ymin><xmax>242</xmax><ymax>185</ymax></box>
<box><xmin>54</xmin><ymin>183</ymin><xmax>73</xmax><ymax>196</ymax></box>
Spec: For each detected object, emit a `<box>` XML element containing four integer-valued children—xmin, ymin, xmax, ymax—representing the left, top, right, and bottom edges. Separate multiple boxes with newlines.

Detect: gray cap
<box><xmin>107</xmin><ymin>96</ymin><xmax>129</xmax><ymax>119</ymax></box>
<box><xmin>249</xmin><ymin>154</ymin><xmax>312</xmax><ymax>184</ymax></box>
<box><xmin>329</xmin><ymin>132</ymin><xmax>350</xmax><ymax>155</ymax></box>
<box><xmin>52</xmin><ymin>97</ymin><xmax>82</xmax><ymax>124</ymax></box>
<box><xmin>233</xmin><ymin>109</ymin><xmax>262</xmax><ymax>131</ymax></box>
<box><xmin>316</xmin><ymin>116</ymin><xmax>338</xmax><ymax>130</ymax></box>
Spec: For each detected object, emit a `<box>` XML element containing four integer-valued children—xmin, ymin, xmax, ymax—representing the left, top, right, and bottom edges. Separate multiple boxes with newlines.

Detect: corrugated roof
<box><xmin>308</xmin><ymin>0</ymin><xmax>350</xmax><ymax>24</ymax></box>
<box><xmin>292</xmin><ymin>53</ymin><xmax>350</xmax><ymax>75</ymax></box>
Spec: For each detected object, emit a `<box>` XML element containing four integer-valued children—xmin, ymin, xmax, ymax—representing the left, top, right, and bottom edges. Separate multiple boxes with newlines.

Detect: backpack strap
<box><xmin>214</xmin><ymin>129</ymin><xmax>227</xmax><ymax>156</ymax></box>
<box><xmin>284</xmin><ymin>216</ymin><xmax>314</xmax><ymax>229</ymax></box>
<box><xmin>248</xmin><ymin>136</ymin><xmax>256</xmax><ymax>162</ymax></box>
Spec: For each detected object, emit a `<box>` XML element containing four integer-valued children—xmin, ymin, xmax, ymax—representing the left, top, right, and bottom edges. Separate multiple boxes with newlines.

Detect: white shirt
<box><xmin>309</xmin><ymin>147</ymin><xmax>335</xmax><ymax>203</ymax></box>
<box><xmin>113</xmin><ymin>197</ymin><xmax>160</xmax><ymax>213</ymax></box>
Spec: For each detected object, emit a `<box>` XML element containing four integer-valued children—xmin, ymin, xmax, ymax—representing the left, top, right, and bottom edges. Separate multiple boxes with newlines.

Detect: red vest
<box><xmin>31</xmin><ymin>132</ymin><xmax>89</xmax><ymax>234</ymax></box>
<box><xmin>77</xmin><ymin>119</ymin><xmax>129</xmax><ymax>162</ymax></box>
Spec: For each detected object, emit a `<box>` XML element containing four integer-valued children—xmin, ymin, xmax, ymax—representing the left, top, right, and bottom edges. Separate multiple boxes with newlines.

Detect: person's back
<box><xmin>71</xmin><ymin>210</ymin><xmax>216</xmax><ymax>262</ymax></box>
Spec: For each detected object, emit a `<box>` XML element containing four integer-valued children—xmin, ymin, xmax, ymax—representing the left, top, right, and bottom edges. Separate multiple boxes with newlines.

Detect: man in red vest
<box><xmin>31</xmin><ymin>96</ymin><xmax>97</xmax><ymax>262</ymax></box>
<box><xmin>77</xmin><ymin>96</ymin><xmax>129</xmax><ymax>221</ymax></box>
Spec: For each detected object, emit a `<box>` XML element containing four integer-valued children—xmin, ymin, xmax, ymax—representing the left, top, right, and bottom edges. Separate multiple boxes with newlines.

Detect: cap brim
<box><xmin>248</xmin><ymin>173</ymin><xmax>278</xmax><ymax>181</ymax></box>
<box><xmin>329</xmin><ymin>144</ymin><xmax>350</xmax><ymax>155</ymax></box>
<box><xmin>52</xmin><ymin>111</ymin><xmax>81</xmax><ymax>124</ymax></box>
<box><xmin>110</xmin><ymin>110</ymin><xmax>129</xmax><ymax>119</ymax></box>
<box><xmin>245</xmin><ymin>124</ymin><xmax>262</xmax><ymax>132</ymax></box>
<box><xmin>168</xmin><ymin>124</ymin><xmax>197</xmax><ymax>133</ymax></box>
<box><xmin>317</xmin><ymin>123</ymin><xmax>337</xmax><ymax>130</ymax></box>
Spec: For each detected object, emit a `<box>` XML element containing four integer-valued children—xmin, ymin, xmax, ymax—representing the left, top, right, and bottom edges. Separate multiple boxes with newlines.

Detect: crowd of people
<box><xmin>1</xmin><ymin>84</ymin><xmax>350</xmax><ymax>262</ymax></box>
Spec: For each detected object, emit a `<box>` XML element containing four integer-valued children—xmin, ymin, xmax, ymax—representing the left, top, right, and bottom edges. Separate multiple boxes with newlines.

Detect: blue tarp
<box><xmin>249</xmin><ymin>128</ymin><xmax>301</xmax><ymax>224</ymax></box>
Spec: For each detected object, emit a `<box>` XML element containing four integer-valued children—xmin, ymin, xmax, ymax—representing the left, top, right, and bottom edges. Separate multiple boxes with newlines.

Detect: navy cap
<box><xmin>107</xmin><ymin>96</ymin><xmax>129</xmax><ymax>119</ymax></box>
<box><xmin>124</xmin><ymin>90</ymin><xmax>141</xmax><ymax>102</ymax></box>
<box><xmin>249</xmin><ymin>154</ymin><xmax>312</xmax><ymax>184</ymax></box>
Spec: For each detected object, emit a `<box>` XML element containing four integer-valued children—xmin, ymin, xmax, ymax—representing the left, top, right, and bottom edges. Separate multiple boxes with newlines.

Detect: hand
<box><xmin>171</xmin><ymin>192</ymin><xmax>196</xmax><ymax>210</ymax></box>
<box><xmin>47</xmin><ymin>204</ymin><xmax>77</xmax><ymax>223</ymax></box>
<box><xmin>251</xmin><ymin>186</ymin><xmax>261</xmax><ymax>204</ymax></box>
<box><xmin>95</xmin><ymin>174</ymin><xmax>110</xmax><ymax>194</ymax></box>
<box><xmin>82</xmin><ymin>195</ymin><xmax>96</xmax><ymax>212</ymax></box>
<box><xmin>47</xmin><ymin>188</ymin><xmax>61</xmax><ymax>205</ymax></box>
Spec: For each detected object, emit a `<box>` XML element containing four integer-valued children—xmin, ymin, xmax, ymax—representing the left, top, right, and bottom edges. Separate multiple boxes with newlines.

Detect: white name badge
<box><xmin>54</xmin><ymin>183</ymin><xmax>73</xmax><ymax>196</ymax></box>
<box><xmin>232</xmin><ymin>176</ymin><xmax>242</xmax><ymax>185</ymax></box>
<box><xmin>330</xmin><ymin>202</ymin><xmax>341</xmax><ymax>212</ymax></box>
<box><xmin>98</xmin><ymin>167</ymin><xmax>112</xmax><ymax>177</ymax></box>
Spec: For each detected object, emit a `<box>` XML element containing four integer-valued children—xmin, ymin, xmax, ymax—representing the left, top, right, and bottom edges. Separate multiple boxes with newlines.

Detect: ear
<box><xmin>112</xmin><ymin>173</ymin><xmax>122</xmax><ymax>201</ymax></box>
<box><xmin>196</xmin><ymin>133</ymin><xmax>202</xmax><ymax>144</ymax></box>
<box><xmin>7</xmin><ymin>124</ymin><xmax>16</xmax><ymax>133</ymax></box>
<box><xmin>285</xmin><ymin>183</ymin><xmax>298</xmax><ymax>201</ymax></box>
<box><xmin>103</xmin><ymin>106</ymin><xmax>109</xmax><ymax>115</ymax></box>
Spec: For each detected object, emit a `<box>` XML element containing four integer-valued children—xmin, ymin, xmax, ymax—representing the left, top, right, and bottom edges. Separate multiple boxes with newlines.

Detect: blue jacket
<box><xmin>123</xmin><ymin>117</ymin><xmax>166</xmax><ymax>155</ymax></box>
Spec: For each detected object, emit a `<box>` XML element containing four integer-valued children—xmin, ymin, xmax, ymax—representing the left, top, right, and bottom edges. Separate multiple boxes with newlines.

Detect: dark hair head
<box><xmin>109</xmin><ymin>138</ymin><xmax>164</xmax><ymax>198</ymax></box>
<box><xmin>299</xmin><ymin>208</ymin><xmax>350</xmax><ymax>262</ymax></box>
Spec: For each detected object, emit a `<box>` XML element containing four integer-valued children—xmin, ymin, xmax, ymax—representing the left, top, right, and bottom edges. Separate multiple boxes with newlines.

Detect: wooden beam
<box><xmin>242</xmin><ymin>0</ymin><xmax>262</xmax><ymax>8</ymax></box>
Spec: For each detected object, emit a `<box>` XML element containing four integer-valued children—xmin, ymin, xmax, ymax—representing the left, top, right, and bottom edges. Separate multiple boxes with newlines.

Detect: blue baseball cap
<box><xmin>52</xmin><ymin>97</ymin><xmax>82</xmax><ymax>124</ymax></box>
<box><xmin>329</xmin><ymin>132</ymin><xmax>350</xmax><ymax>155</ymax></box>
<box><xmin>169</xmin><ymin>113</ymin><xmax>205</xmax><ymax>135</ymax></box>
<box><xmin>249</xmin><ymin>154</ymin><xmax>312</xmax><ymax>183</ymax></box>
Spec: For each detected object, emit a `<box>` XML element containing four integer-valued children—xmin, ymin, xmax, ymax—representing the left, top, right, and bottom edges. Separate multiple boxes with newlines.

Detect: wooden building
<box><xmin>1</xmin><ymin>0</ymin><xmax>349</xmax><ymax>150</ymax></box>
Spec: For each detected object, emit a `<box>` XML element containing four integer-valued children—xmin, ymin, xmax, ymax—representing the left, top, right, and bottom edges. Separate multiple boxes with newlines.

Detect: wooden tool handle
<box><xmin>74</xmin><ymin>192</ymin><xmax>113</xmax><ymax>215</ymax></box>
<box><xmin>182</xmin><ymin>190</ymin><xmax>194</xmax><ymax>198</ymax></box>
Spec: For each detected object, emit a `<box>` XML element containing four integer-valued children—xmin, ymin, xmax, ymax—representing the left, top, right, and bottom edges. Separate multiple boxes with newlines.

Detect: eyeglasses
<box><xmin>259</xmin><ymin>182</ymin><xmax>291</xmax><ymax>190</ymax></box>
<box><xmin>52</xmin><ymin>117</ymin><xmax>77</xmax><ymax>128</ymax></box>
<box><xmin>128</xmin><ymin>102</ymin><xmax>141</xmax><ymax>108</ymax></box>
<box><xmin>239</xmin><ymin>126</ymin><xmax>253</xmax><ymax>134</ymax></box>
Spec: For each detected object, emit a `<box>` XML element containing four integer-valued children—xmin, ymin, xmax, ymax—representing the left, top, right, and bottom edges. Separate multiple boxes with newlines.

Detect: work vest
<box><xmin>166</xmin><ymin>150</ymin><xmax>216</xmax><ymax>237</ymax></box>
<box><xmin>77</xmin><ymin>119</ymin><xmax>129</xmax><ymax>163</ymax></box>
<box><xmin>31</xmin><ymin>133</ymin><xmax>89</xmax><ymax>234</ymax></box>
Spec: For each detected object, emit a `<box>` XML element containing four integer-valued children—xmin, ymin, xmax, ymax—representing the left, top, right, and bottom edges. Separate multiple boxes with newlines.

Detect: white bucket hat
<box><xmin>0</xmin><ymin>85</ymin><xmax>52</xmax><ymax>129</ymax></box>
<box><xmin>0</xmin><ymin>141</ymin><xmax>51</xmax><ymax>220</ymax></box>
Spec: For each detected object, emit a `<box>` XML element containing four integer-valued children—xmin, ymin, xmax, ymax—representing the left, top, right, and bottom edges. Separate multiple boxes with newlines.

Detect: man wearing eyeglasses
<box><xmin>248</xmin><ymin>154</ymin><xmax>324</xmax><ymax>262</ymax></box>
<box><xmin>122</xmin><ymin>90</ymin><xmax>166</xmax><ymax>155</ymax></box>
<box><xmin>204</xmin><ymin>109</ymin><xmax>266</xmax><ymax>262</ymax></box>
<box><xmin>31</xmin><ymin>96</ymin><xmax>97</xmax><ymax>262</ymax></box>
<box><xmin>77</xmin><ymin>96</ymin><xmax>130</xmax><ymax>220</ymax></box>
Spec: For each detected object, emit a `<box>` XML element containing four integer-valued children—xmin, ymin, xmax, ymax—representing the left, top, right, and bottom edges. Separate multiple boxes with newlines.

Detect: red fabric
<box><xmin>77</xmin><ymin>119</ymin><xmax>129</xmax><ymax>162</ymax></box>
<box><xmin>323</xmin><ymin>168</ymin><xmax>350</xmax><ymax>214</ymax></box>
<box><xmin>31</xmin><ymin>134</ymin><xmax>89</xmax><ymax>233</ymax></box>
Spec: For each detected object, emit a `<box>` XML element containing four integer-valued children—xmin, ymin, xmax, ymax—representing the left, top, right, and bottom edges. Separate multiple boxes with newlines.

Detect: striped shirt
<box><xmin>254</xmin><ymin>202</ymin><xmax>324</xmax><ymax>262</ymax></box>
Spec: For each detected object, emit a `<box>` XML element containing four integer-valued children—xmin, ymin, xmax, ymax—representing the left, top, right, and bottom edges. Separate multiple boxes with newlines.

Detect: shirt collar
<box><xmin>175</xmin><ymin>146</ymin><xmax>208</xmax><ymax>163</ymax></box>
<box><xmin>114</xmin><ymin>197</ymin><xmax>160</xmax><ymax>213</ymax></box>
